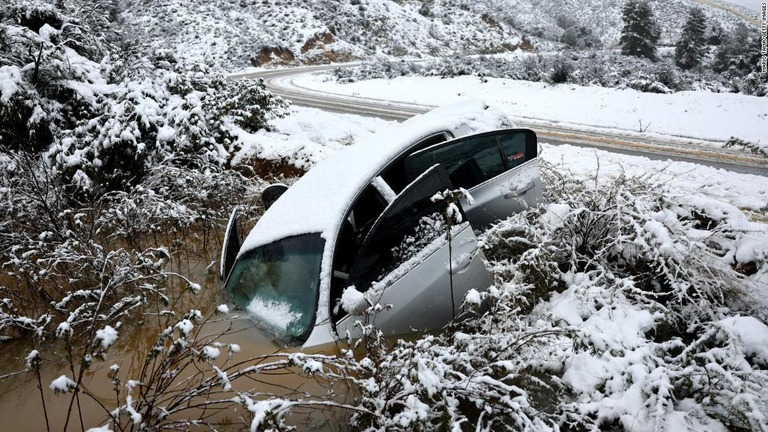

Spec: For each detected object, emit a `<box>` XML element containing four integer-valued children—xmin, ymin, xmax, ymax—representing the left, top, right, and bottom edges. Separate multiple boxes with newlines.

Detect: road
<box><xmin>231</xmin><ymin>65</ymin><xmax>768</xmax><ymax>176</ymax></box>
<box><xmin>693</xmin><ymin>0</ymin><xmax>761</xmax><ymax>27</ymax></box>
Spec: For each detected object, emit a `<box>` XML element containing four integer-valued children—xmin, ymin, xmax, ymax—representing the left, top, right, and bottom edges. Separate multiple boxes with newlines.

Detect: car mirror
<box><xmin>219</xmin><ymin>207</ymin><xmax>241</xmax><ymax>281</ymax></box>
<box><xmin>262</xmin><ymin>183</ymin><xmax>289</xmax><ymax>210</ymax></box>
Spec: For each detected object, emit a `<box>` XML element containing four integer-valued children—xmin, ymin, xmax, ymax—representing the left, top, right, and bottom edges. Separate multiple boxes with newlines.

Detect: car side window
<box><xmin>406</xmin><ymin>129</ymin><xmax>538</xmax><ymax>190</ymax></box>
<box><xmin>407</xmin><ymin>135</ymin><xmax>505</xmax><ymax>190</ymax></box>
<box><xmin>380</xmin><ymin>132</ymin><xmax>452</xmax><ymax>194</ymax></box>
<box><xmin>499</xmin><ymin>130</ymin><xmax>537</xmax><ymax>169</ymax></box>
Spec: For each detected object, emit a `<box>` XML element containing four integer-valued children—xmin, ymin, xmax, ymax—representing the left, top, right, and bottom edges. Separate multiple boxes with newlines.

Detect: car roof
<box><xmin>239</xmin><ymin>98</ymin><xmax>514</xmax><ymax>255</ymax></box>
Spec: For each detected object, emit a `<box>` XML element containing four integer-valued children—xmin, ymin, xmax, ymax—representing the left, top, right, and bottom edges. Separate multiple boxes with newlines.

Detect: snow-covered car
<box><xmin>220</xmin><ymin>100</ymin><xmax>542</xmax><ymax>349</ymax></box>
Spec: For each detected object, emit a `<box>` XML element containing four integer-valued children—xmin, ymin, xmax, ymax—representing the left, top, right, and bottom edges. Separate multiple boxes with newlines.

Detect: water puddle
<box><xmin>0</xmin><ymin>257</ymin><xmax>354</xmax><ymax>431</ymax></box>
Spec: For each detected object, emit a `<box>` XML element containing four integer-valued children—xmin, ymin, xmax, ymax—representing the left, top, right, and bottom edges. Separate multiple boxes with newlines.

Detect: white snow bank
<box><xmin>0</xmin><ymin>66</ymin><xmax>23</xmax><ymax>101</ymax></box>
<box><xmin>717</xmin><ymin>316</ymin><xmax>768</xmax><ymax>364</ymax></box>
<box><xmin>296</xmin><ymin>73</ymin><xmax>768</xmax><ymax>144</ymax></box>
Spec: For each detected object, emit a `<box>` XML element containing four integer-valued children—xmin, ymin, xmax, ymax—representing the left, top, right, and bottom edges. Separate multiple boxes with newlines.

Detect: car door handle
<box><xmin>504</xmin><ymin>181</ymin><xmax>535</xmax><ymax>199</ymax></box>
<box><xmin>450</xmin><ymin>252</ymin><xmax>474</xmax><ymax>274</ymax></box>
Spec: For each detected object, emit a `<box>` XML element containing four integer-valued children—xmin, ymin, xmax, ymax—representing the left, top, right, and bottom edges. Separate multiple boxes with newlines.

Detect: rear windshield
<box><xmin>225</xmin><ymin>233</ymin><xmax>324</xmax><ymax>343</ymax></box>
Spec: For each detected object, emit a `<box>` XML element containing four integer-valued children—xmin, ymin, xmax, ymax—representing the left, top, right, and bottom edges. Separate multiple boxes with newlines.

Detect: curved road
<box><xmin>231</xmin><ymin>65</ymin><xmax>768</xmax><ymax>176</ymax></box>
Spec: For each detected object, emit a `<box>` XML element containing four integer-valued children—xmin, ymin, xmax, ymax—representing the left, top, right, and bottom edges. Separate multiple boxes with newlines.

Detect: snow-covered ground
<box><xmin>293</xmin><ymin>73</ymin><xmax>768</xmax><ymax>145</ymax></box>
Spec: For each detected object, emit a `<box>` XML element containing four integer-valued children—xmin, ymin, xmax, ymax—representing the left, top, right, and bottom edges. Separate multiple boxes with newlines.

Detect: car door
<box><xmin>405</xmin><ymin>129</ymin><xmax>542</xmax><ymax>229</ymax></box>
<box><xmin>334</xmin><ymin>165</ymin><xmax>491</xmax><ymax>339</ymax></box>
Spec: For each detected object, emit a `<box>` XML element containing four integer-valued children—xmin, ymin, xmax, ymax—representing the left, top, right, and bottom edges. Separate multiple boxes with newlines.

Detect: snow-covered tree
<box><xmin>713</xmin><ymin>24</ymin><xmax>762</xmax><ymax>76</ymax></box>
<box><xmin>561</xmin><ymin>25</ymin><xmax>602</xmax><ymax>50</ymax></box>
<box><xmin>620</xmin><ymin>0</ymin><xmax>661</xmax><ymax>61</ymax></box>
<box><xmin>674</xmin><ymin>8</ymin><xmax>708</xmax><ymax>70</ymax></box>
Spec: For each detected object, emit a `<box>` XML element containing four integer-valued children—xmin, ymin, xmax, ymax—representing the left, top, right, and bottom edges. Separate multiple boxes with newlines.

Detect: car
<box><xmin>220</xmin><ymin>99</ymin><xmax>542</xmax><ymax>349</ymax></box>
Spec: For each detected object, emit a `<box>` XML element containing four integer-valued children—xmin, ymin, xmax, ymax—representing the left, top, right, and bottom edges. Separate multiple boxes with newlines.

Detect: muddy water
<box><xmin>0</xmin><ymin>258</ymin><xmax>354</xmax><ymax>431</ymax></box>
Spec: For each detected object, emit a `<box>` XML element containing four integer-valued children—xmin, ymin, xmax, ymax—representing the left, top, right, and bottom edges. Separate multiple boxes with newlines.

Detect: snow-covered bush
<box><xmin>48</xmin><ymin>60</ymin><xmax>285</xmax><ymax>194</ymax></box>
<box><xmin>549</xmin><ymin>55</ymin><xmax>573</xmax><ymax>84</ymax></box>
<box><xmin>1</xmin><ymin>0</ymin><xmax>286</xmax><ymax>197</ymax></box>
<box><xmin>724</xmin><ymin>136</ymin><xmax>768</xmax><ymax>158</ymax></box>
<box><xmin>340</xmin><ymin>161</ymin><xmax>768</xmax><ymax>431</ymax></box>
<box><xmin>331</xmin><ymin>52</ymin><xmax>739</xmax><ymax>95</ymax></box>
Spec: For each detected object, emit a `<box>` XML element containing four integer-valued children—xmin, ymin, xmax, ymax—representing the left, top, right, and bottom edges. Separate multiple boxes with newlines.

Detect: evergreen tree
<box><xmin>713</xmin><ymin>24</ymin><xmax>762</xmax><ymax>76</ymax></box>
<box><xmin>620</xmin><ymin>0</ymin><xmax>661</xmax><ymax>61</ymax></box>
<box><xmin>674</xmin><ymin>8</ymin><xmax>708</xmax><ymax>70</ymax></box>
<box><xmin>707</xmin><ymin>24</ymin><xmax>725</xmax><ymax>46</ymax></box>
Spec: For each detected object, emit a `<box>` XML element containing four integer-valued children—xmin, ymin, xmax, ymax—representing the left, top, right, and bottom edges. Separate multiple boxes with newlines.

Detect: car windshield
<box><xmin>225</xmin><ymin>233</ymin><xmax>324</xmax><ymax>343</ymax></box>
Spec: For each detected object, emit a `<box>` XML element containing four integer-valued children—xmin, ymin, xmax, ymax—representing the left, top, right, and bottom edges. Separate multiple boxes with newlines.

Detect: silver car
<box><xmin>220</xmin><ymin>100</ymin><xmax>542</xmax><ymax>349</ymax></box>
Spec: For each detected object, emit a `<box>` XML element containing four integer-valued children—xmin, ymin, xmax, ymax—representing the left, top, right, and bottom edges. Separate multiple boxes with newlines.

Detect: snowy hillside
<box><xmin>117</xmin><ymin>0</ymin><xmax>756</xmax><ymax>69</ymax></box>
<box><xmin>478</xmin><ymin>0</ymin><xmax>754</xmax><ymax>46</ymax></box>
<box><xmin>118</xmin><ymin>0</ymin><xmax>530</xmax><ymax>69</ymax></box>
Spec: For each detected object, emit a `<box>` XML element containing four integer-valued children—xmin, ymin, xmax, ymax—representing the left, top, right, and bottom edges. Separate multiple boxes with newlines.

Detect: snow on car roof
<box><xmin>239</xmin><ymin>98</ymin><xmax>513</xmax><ymax>253</ymax></box>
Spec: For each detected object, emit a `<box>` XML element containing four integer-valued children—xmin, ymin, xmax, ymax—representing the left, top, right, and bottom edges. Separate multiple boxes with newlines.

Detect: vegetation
<box><xmin>674</xmin><ymin>8</ymin><xmax>708</xmax><ymax>70</ymax></box>
<box><xmin>620</xmin><ymin>0</ymin><xmax>661</xmax><ymax>61</ymax></box>
<box><xmin>336</xmin><ymin>161</ymin><xmax>768</xmax><ymax>431</ymax></box>
<box><xmin>1</xmin><ymin>1</ymin><xmax>766</xmax><ymax>430</ymax></box>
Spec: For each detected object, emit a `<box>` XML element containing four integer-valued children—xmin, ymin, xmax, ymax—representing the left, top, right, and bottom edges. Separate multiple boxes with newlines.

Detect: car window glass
<box><xmin>380</xmin><ymin>132</ymin><xmax>451</xmax><ymax>193</ymax></box>
<box><xmin>348</xmin><ymin>184</ymin><xmax>387</xmax><ymax>235</ymax></box>
<box><xmin>225</xmin><ymin>233</ymin><xmax>324</xmax><ymax>344</ymax></box>
<box><xmin>499</xmin><ymin>130</ymin><xmax>537</xmax><ymax>168</ymax></box>
<box><xmin>407</xmin><ymin>135</ymin><xmax>505</xmax><ymax>190</ymax></box>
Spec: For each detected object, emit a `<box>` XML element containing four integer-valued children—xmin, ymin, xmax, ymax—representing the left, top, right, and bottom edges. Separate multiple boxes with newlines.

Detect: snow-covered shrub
<box><xmin>724</xmin><ymin>136</ymin><xmax>768</xmax><ymax>158</ymax></box>
<box><xmin>1</xmin><ymin>0</ymin><xmax>286</xmax><ymax>197</ymax></box>
<box><xmin>712</xmin><ymin>24</ymin><xmax>762</xmax><ymax>78</ymax></box>
<box><xmin>627</xmin><ymin>75</ymin><xmax>673</xmax><ymax>94</ymax></box>
<box><xmin>330</xmin><ymin>53</ymin><xmax>740</xmax><ymax>95</ymax></box>
<box><xmin>47</xmin><ymin>60</ymin><xmax>285</xmax><ymax>194</ymax></box>
<box><xmin>340</xmin><ymin>161</ymin><xmax>768</xmax><ymax>431</ymax></box>
<box><xmin>561</xmin><ymin>25</ymin><xmax>601</xmax><ymax>50</ymax></box>
<box><xmin>731</xmin><ymin>72</ymin><xmax>768</xmax><ymax>97</ymax></box>
<box><xmin>549</xmin><ymin>55</ymin><xmax>573</xmax><ymax>84</ymax></box>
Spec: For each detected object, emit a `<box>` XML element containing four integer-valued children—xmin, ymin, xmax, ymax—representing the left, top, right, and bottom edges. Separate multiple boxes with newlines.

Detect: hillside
<box><xmin>117</xmin><ymin>0</ymin><xmax>755</xmax><ymax>70</ymax></box>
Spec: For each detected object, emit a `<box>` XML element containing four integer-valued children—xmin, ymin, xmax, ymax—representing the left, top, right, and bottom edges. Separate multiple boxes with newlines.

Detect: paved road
<box><xmin>231</xmin><ymin>65</ymin><xmax>768</xmax><ymax>176</ymax></box>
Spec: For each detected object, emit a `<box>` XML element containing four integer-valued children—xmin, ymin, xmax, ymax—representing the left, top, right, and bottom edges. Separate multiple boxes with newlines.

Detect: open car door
<box><xmin>405</xmin><ymin>129</ymin><xmax>542</xmax><ymax>229</ymax></box>
<box><xmin>335</xmin><ymin>165</ymin><xmax>491</xmax><ymax>339</ymax></box>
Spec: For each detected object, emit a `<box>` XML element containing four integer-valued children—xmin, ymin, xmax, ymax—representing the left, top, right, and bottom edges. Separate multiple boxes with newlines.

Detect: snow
<box><xmin>49</xmin><ymin>375</ymin><xmax>76</xmax><ymax>394</ymax></box>
<box><xmin>717</xmin><ymin>316</ymin><xmax>768</xmax><ymax>364</ymax></box>
<box><xmin>95</xmin><ymin>325</ymin><xmax>119</xmax><ymax>349</ymax></box>
<box><xmin>213</xmin><ymin>366</ymin><xmax>232</xmax><ymax>391</ymax></box>
<box><xmin>201</xmin><ymin>346</ymin><xmax>221</xmax><ymax>360</ymax></box>
<box><xmin>340</xmin><ymin>286</ymin><xmax>368</xmax><ymax>315</ymax></box>
<box><xmin>295</xmin><ymin>73</ymin><xmax>768</xmax><ymax>145</ymax></box>
<box><xmin>24</xmin><ymin>350</ymin><xmax>40</xmax><ymax>369</ymax></box>
<box><xmin>0</xmin><ymin>66</ymin><xmax>22</xmax><ymax>102</ymax></box>
<box><xmin>56</xmin><ymin>322</ymin><xmax>73</xmax><ymax>338</ymax></box>
<box><xmin>174</xmin><ymin>319</ymin><xmax>194</xmax><ymax>336</ymax></box>
<box><xmin>464</xmin><ymin>288</ymin><xmax>482</xmax><ymax>305</ymax></box>
<box><xmin>247</xmin><ymin>297</ymin><xmax>301</xmax><ymax>334</ymax></box>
